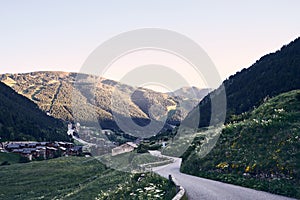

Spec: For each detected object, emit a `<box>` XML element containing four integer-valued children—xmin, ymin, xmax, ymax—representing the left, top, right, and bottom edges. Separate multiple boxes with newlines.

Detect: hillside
<box><xmin>183</xmin><ymin>37</ymin><xmax>300</xmax><ymax>128</ymax></box>
<box><xmin>0</xmin><ymin>82</ymin><xmax>69</xmax><ymax>141</ymax></box>
<box><xmin>0</xmin><ymin>72</ymin><xmax>199</xmax><ymax>133</ymax></box>
<box><xmin>181</xmin><ymin>90</ymin><xmax>300</xmax><ymax>198</ymax></box>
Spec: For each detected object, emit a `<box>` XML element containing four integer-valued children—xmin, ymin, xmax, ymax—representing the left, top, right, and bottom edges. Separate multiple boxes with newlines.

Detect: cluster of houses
<box><xmin>1</xmin><ymin>139</ymin><xmax>140</xmax><ymax>160</ymax></box>
<box><xmin>0</xmin><ymin>122</ymin><xmax>154</xmax><ymax>160</ymax></box>
<box><xmin>3</xmin><ymin>141</ymin><xmax>83</xmax><ymax>161</ymax></box>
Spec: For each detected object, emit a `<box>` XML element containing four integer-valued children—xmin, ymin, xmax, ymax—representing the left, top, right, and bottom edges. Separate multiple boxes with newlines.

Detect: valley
<box><xmin>0</xmin><ymin>37</ymin><xmax>299</xmax><ymax>200</ymax></box>
<box><xmin>1</xmin><ymin>1</ymin><xmax>299</xmax><ymax>199</ymax></box>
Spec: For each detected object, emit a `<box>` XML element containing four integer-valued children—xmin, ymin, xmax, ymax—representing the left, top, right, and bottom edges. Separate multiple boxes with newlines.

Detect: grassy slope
<box><xmin>0</xmin><ymin>156</ymin><xmax>176</xmax><ymax>200</ymax></box>
<box><xmin>98</xmin><ymin>151</ymin><xmax>171</xmax><ymax>172</ymax></box>
<box><xmin>181</xmin><ymin>90</ymin><xmax>300</xmax><ymax>198</ymax></box>
<box><xmin>0</xmin><ymin>152</ymin><xmax>22</xmax><ymax>165</ymax></box>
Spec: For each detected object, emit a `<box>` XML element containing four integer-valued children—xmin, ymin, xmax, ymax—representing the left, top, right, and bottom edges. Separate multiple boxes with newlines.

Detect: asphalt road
<box><xmin>151</xmin><ymin>153</ymin><xmax>296</xmax><ymax>200</ymax></box>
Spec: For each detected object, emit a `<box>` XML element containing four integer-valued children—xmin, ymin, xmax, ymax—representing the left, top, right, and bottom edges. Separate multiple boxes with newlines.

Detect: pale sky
<box><xmin>0</xmin><ymin>0</ymin><xmax>299</xmax><ymax>91</ymax></box>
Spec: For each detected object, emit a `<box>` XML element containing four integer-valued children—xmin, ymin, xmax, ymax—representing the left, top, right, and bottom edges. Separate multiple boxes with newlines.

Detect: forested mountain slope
<box><xmin>184</xmin><ymin>37</ymin><xmax>300</xmax><ymax>128</ymax></box>
<box><xmin>0</xmin><ymin>82</ymin><xmax>68</xmax><ymax>141</ymax></box>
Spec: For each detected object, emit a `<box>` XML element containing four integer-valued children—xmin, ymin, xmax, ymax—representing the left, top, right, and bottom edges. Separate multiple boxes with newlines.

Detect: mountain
<box><xmin>181</xmin><ymin>90</ymin><xmax>300</xmax><ymax>198</ymax></box>
<box><xmin>0</xmin><ymin>72</ymin><xmax>192</xmax><ymax>134</ymax></box>
<box><xmin>167</xmin><ymin>87</ymin><xmax>211</xmax><ymax>116</ymax></box>
<box><xmin>183</xmin><ymin>37</ymin><xmax>300</xmax><ymax>128</ymax></box>
<box><xmin>168</xmin><ymin>86</ymin><xmax>211</xmax><ymax>100</ymax></box>
<box><xmin>0</xmin><ymin>82</ymin><xmax>69</xmax><ymax>141</ymax></box>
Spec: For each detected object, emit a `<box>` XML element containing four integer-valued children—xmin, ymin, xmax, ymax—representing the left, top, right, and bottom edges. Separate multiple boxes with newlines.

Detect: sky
<box><xmin>0</xmin><ymin>0</ymin><xmax>299</xmax><ymax>91</ymax></box>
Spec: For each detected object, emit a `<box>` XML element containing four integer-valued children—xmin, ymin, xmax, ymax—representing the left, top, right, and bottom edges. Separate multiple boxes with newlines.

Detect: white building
<box><xmin>111</xmin><ymin>142</ymin><xmax>138</xmax><ymax>156</ymax></box>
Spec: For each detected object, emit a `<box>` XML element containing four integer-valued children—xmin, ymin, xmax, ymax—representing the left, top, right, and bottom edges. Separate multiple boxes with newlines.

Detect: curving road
<box><xmin>151</xmin><ymin>152</ymin><xmax>296</xmax><ymax>200</ymax></box>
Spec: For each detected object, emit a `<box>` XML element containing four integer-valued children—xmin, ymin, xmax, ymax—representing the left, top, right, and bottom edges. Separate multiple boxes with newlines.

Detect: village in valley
<box><xmin>0</xmin><ymin>122</ymin><xmax>164</xmax><ymax>162</ymax></box>
<box><xmin>2</xmin><ymin>141</ymin><xmax>82</xmax><ymax>161</ymax></box>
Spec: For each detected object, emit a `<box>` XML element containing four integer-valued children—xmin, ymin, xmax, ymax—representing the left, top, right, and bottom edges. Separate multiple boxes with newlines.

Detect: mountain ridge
<box><xmin>0</xmin><ymin>71</ymin><xmax>208</xmax><ymax>135</ymax></box>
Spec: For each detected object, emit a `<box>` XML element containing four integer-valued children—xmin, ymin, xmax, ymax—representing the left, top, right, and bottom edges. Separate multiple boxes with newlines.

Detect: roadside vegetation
<box><xmin>181</xmin><ymin>90</ymin><xmax>300</xmax><ymax>198</ymax></box>
<box><xmin>96</xmin><ymin>173</ymin><xmax>176</xmax><ymax>200</ymax></box>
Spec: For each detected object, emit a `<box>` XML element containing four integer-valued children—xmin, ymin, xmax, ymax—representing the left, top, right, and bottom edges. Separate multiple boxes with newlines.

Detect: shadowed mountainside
<box><xmin>0</xmin><ymin>82</ymin><xmax>69</xmax><ymax>141</ymax></box>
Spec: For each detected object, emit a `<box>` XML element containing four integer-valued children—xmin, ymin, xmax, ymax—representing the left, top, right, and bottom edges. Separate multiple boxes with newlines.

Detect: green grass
<box><xmin>0</xmin><ymin>152</ymin><xmax>22</xmax><ymax>165</ymax></box>
<box><xmin>181</xmin><ymin>90</ymin><xmax>300</xmax><ymax>199</ymax></box>
<box><xmin>97</xmin><ymin>151</ymin><xmax>171</xmax><ymax>172</ymax></box>
<box><xmin>0</xmin><ymin>156</ymin><xmax>176</xmax><ymax>200</ymax></box>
